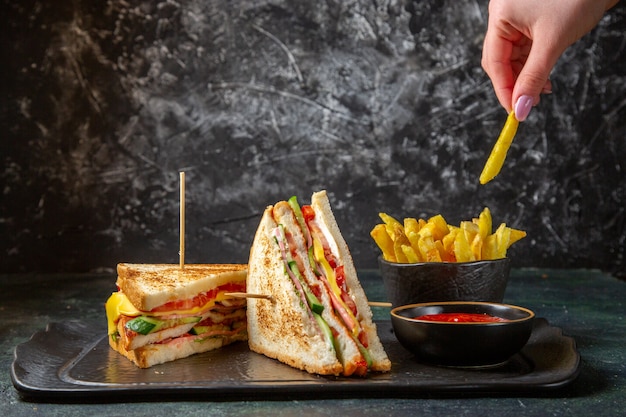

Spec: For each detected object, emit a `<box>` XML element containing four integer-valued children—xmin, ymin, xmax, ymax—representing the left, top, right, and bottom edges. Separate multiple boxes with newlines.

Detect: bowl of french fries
<box><xmin>371</xmin><ymin>208</ymin><xmax>526</xmax><ymax>307</ymax></box>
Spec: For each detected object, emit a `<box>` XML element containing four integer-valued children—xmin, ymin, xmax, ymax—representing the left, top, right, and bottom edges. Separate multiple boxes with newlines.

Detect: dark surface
<box><xmin>1</xmin><ymin>269</ymin><xmax>625</xmax><ymax>416</ymax></box>
<box><xmin>1</xmin><ymin>0</ymin><xmax>625</xmax><ymax>278</ymax></box>
<box><xmin>11</xmin><ymin>319</ymin><xmax>575</xmax><ymax>400</ymax></box>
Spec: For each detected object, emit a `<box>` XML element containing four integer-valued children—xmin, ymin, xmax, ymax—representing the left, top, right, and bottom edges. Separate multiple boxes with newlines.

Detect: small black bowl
<box><xmin>391</xmin><ymin>301</ymin><xmax>535</xmax><ymax>367</ymax></box>
<box><xmin>379</xmin><ymin>257</ymin><xmax>511</xmax><ymax>307</ymax></box>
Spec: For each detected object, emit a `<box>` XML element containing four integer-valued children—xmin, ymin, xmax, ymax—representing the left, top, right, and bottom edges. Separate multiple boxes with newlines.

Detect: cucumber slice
<box><xmin>308</xmin><ymin>246</ymin><xmax>321</xmax><ymax>276</ymax></box>
<box><xmin>288</xmin><ymin>261</ymin><xmax>324</xmax><ymax>314</ymax></box>
<box><xmin>125</xmin><ymin>315</ymin><xmax>200</xmax><ymax>335</ymax></box>
<box><xmin>126</xmin><ymin>316</ymin><xmax>164</xmax><ymax>335</ymax></box>
<box><xmin>289</xmin><ymin>197</ymin><xmax>321</xmax><ymax>274</ymax></box>
<box><xmin>288</xmin><ymin>196</ymin><xmax>311</xmax><ymax>244</ymax></box>
<box><xmin>189</xmin><ymin>323</ymin><xmax>234</xmax><ymax>336</ymax></box>
<box><xmin>313</xmin><ymin>312</ymin><xmax>335</xmax><ymax>353</ymax></box>
<box><xmin>305</xmin><ymin>289</ymin><xmax>324</xmax><ymax>315</ymax></box>
<box><xmin>354</xmin><ymin>336</ymin><xmax>373</xmax><ymax>368</ymax></box>
<box><xmin>189</xmin><ymin>325</ymin><xmax>212</xmax><ymax>336</ymax></box>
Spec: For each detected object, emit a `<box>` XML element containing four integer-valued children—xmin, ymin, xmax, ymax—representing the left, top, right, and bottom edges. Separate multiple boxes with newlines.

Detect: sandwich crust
<box><xmin>108</xmin><ymin>331</ymin><xmax>247</xmax><ymax>368</ymax></box>
<box><xmin>247</xmin><ymin>205</ymin><xmax>344</xmax><ymax>376</ymax></box>
<box><xmin>271</xmin><ymin>201</ymin><xmax>366</xmax><ymax>375</ymax></box>
<box><xmin>108</xmin><ymin>263</ymin><xmax>248</xmax><ymax>368</ymax></box>
<box><xmin>310</xmin><ymin>190</ymin><xmax>391</xmax><ymax>372</ymax></box>
<box><xmin>116</xmin><ymin>263</ymin><xmax>247</xmax><ymax>312</ymax></box>
<box><xmin>247</xmin><ymin>193</ymin><xmax>392</xmax><ymax>375</ymax></box>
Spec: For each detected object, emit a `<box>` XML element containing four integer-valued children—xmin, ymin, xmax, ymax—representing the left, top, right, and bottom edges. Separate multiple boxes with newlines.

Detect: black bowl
<box><xmin>391</xmin><ymin>301</ymin><xmax>535</xmax><ymax>367</ymax></box>
<box><xmin>379</xmin><ymin>257</ymin><xmax>511</xmax><ymax>307</ymax></box>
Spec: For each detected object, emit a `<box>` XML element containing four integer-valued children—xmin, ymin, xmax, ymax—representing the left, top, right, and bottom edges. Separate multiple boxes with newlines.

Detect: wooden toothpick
<box><xmin>223</xmin><ymin>291</ymin><xmax>389</xmax><ymax>308</ymax></box>
<box><xmin>179</xmin><ymin>172</ymin><xmax>185</xmax><ymax>269</ymax></box>
<box><xmin>368</xmin><ymin>301</ymin><xmax>392</xmax><ymax>308</ymax></box>
<box><xmin>225</xmin><ymin>292</ymin><xmax>273</xmax><ymax>301</ymax></box>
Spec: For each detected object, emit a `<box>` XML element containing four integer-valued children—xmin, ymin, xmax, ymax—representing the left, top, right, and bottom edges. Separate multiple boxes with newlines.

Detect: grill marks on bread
<box><xmin>246</xmin><ymin>205</ymin><xmax>343</xmax><ymax>375</ymax></box>
<box><xmin>246</xmin><ymin>191</ymin><xmax>391</xmax><ymax>376</ymax></box>
<box><xmin>117</xmin><ymin>263</ymin><xmax>247</xmax><ymax>312</ymax></box>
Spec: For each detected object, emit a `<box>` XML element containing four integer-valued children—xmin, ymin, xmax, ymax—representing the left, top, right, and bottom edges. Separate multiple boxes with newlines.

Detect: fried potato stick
<box><xmin>480</xmin><ymin>111</ymin><xmax>519</xmax><ymax>184</ymax></box>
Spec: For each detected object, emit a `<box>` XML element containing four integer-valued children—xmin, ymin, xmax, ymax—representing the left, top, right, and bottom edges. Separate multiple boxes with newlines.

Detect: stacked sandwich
<box><xmin>105</xmin><ymin>190</ymin><xmax>391</xmax><ymax>376</ymax></box>
<box><xmin>105</xmin><ymin>263</ymin><xmax>248</xmax><ymax>368</ymax></box>
<box><xmin>246</xmin><ymin>190</ymin><xmax>391</xmax><ymax>376</ymax></box>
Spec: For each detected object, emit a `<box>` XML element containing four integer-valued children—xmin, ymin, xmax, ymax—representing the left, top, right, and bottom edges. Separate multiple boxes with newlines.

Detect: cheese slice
<box><xmin>312</xmin><ymin>235</ymin><xmax>361</xmax><ymax>338</ymax></box>
<box><xmin>105</xmin><ymin>291</ymin><xmax>234</xmax><ymax>336</ymax></box>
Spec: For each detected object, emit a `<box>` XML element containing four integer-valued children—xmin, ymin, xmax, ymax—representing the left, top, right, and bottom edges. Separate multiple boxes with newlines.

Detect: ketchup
<box><xmin>414</xmin><ymin>312</ymin><xmax>510</xmax><ymax>323</ymax></box>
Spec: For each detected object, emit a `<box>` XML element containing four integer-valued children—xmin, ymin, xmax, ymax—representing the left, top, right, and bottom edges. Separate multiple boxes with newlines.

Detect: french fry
<box><xmin>417</xmin><ymin>229</ymin><xmax>442</xmax><ymax>262</ymax></box>
<box><xmin>379</xmin><ymin>212</ymin><xmax>402</xmax><ymax>228</ymax></box>
<box><xmin>473</xmin><ymin>207</ymin><xmax>492</xmax><ymax>240</ymax></box>
<box><xmin>508</xmin><ymin>228</ymin><xmax>527</xmax><ymax>247</ymax></box>
<box><xmin>494</xmin><ymin>223</ymin><xmax>511</xmax><ymax>259</ymax></box>
<box><xmin>427</xmin><ymin>214</ymin><xmax>449</xmax><ymax>241</ymax></box>
<box><xmin>458</xmin><ymin>220</ymin><xmax>480</xmax><ymax>260</ymax></box>
<box><xmin>379</xmin><ymin>212</ymin><xmax>402</xmax><ymax>244</ymax></box>
<box><xmin>442</xmin><ymin>227</ymin><xmax>458</xmax><ymax>260</ymax></box>
<box><xmin>480</xmin><ymin>111</ymin><xmax>519</xmax><ymax>184</ymax></box>
<box><xmin>370</xmin><ymin>224</ymin><xmax>396</xmax><ymax>262</ymax></box>
<box><xmin>480</xmin><ymin>234</ymin><xmax>494</xmax><ymax>260</ymax></box>
<box><xmin>392</xmin><ymin>224</ymin><xmax>411</xmax><ymax>263</ymax></box>
<box><xmin>404</xmin><ymin>217</ymin><xmax>421</xmax><ymax>234</ymax></box>
<box><xmin>371</xmin><ymin>208</ymin><xmax>526</xmax><ymax>263</ymax></box>
<box><xmin>404</xmin><ymin>218</ymin><xmax>424</xmax><ymax>262</ymax></box>
<box><xmin>401</xmin><ymin>244</ymin><xmax>420</xmax><ymax>263</ymax></box>
<box><xmin>435</xmin><ymin>240</ymin><xmax>453</xmax><ymax>262</ymax></box>
<box><xmin>470</xmin><ymin>234</ymin><xmax>483</xmax><ymax>261</ymax></box>
<box><xmin>460</xmin><ymin>221</ymin><xmax>479</xmax><ymax>244</ymax></box>
<box><xmin>453</xmin><ymin>230</ymin><xmax>475</xmax><ymax>262</ymax></box>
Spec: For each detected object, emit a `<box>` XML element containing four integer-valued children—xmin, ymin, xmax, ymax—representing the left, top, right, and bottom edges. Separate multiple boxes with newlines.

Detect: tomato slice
<box><xmin>301</xmin><ymin>205</ymin><xmax>316</xmax><ymax>222</ymax></box>
<box><xmin>335</xmin><ymin>266</ymin><xmax>346</xmax><ymax>289</ymax></box>
<box><xmin>358</xmin><ymin>330</ymin><xmax>369</xmax><ymax>348</ymax></box>
<box><xmin>150</xmin><ymin>282</ymin><xmax>245</xmax><ymax>313</ymax></box>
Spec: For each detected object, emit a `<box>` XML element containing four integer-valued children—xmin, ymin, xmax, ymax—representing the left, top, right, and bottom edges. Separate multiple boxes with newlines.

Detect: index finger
<box><xmin>482</xmin><ymin>28</ymin><xmax>515</xmax><ymax>112</ymax></box>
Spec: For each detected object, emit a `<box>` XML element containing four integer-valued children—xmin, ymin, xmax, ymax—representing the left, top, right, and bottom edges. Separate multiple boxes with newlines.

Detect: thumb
<box><xmin>512</xmin><ymin>39</ymin><xmax>561</xmax><ymax>121</ymax></box>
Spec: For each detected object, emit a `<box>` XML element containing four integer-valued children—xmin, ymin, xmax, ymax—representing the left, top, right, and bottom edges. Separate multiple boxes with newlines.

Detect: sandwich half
<box><xmin>247</xmin><ymin>190</ymin><xmax>391</xmax><ymax>376</ymax></box>
<box><xmin>105</xmin><ymin>263</ymin><xmax>248</xmax><ymax>368</ymax></box>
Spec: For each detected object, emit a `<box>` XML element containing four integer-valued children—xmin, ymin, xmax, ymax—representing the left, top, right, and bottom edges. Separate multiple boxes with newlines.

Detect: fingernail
<box><xmin>514</xmin><ymin>95</ymin><xmax>533</xmax><ymax>122</ymax></box>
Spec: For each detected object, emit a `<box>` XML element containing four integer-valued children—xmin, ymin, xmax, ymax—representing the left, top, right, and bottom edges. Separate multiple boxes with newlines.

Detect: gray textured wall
<box><xmin>2</xmin><ymin>0</ymin><xmax>625</xmax><ymax>278</ymax></box>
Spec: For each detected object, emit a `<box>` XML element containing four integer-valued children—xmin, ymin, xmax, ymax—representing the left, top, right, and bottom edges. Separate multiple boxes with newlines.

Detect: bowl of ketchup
<box><xmin>391</xmin><ymin>301</ymin><xmax>535</xmax><ymax>367</ymax></box>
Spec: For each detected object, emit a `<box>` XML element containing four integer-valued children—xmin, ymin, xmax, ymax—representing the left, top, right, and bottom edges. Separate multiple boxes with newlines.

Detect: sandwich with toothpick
<box><xmin>246</xmin><ymin>190</ymin><xmax>391</xmax><ymax>376</ymax></box>
<box><xmin>105</xmin><ymin>173</ymin><xmax>250</xmax><ymax>368</ymax></box>
<box><xmin>105</xmin><ymin>263</ymin><xmax>248</xmax><ymax>368</ymax></box>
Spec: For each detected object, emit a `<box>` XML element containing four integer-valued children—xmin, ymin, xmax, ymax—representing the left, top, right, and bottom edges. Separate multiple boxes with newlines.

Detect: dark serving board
<box><xmin>11</xmin><ymin>318</ymin><xmax>579</xmax><ymax>401</ymax></box>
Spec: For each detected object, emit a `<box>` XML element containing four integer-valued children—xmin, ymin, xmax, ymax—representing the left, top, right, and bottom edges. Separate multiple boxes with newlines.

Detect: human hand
<box><xmin>481</xmin><ymin>0</ymin><xmax>620</xmax><ymax>121</ymax></box>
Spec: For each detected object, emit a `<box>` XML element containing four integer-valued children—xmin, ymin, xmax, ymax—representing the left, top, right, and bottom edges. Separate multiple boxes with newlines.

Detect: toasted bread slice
<box><xmin>247</xmin><ymin>207</ymin><xmax>344</xmax><ymax>376</ymax></box>
<box><xmin>310</xmin><ymin>191</ymin><xmax>391</xmax><ymax>372</ymax></box>
<box><xmin>107</xmin><ymin>263</ymin><xmax>248</xmax><ymax>368</ymax></box>
<box><xmin>116</xmin><ymin>263</ymin><xmax>247</xmax><ymax>312</ymax></box>
<box><xmin>271</xmin><ymin>201</ymin><xmax>367</xmax><ymax>375</ymax></box>
<box><xmin>108</xmin><ymin>327</ymin><xmax>247</xmax><ymax>368</ymax></box>
<box><xmin>246</xmin><ymin>191</ymin><xmax>391</xmax><ymax>376</ymax></box>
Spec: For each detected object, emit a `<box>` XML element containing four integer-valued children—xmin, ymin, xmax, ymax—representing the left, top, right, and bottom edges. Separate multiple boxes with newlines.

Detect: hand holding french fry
<box><xmin>371</xmin><ymin>208</ymin><xmax>526</xmax><ymax>263</ymax></box>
